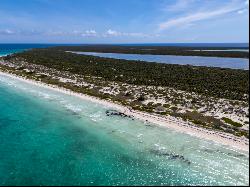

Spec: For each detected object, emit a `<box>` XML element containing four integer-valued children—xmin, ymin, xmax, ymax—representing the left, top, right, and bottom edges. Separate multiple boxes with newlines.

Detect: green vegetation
<box><xmin>5</xmin><ymin>48</ymin><xmax>249</xmax><ymax>101</ymax></box>
<box><xmin>53</xmin><ymin>45</ymin><xmax>249</xmax><ymax>59</ymax></box>
<box><xmin>222</xmin><ymin>117</ymin><xmax>243</xmax><ymax>127</ymax></box>
<box><xmin>173</xmin><ymin>111</ymin><xmax>247</xmax><ymax>137</ymax></box>
<box><xmin>173</xmin><ymin>111</ymin><xmax>224</xmax><ymax>128</ymax></box>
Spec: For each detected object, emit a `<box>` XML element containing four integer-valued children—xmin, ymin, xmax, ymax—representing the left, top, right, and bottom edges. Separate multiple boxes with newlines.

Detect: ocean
<box><xmin>0</xmin><ymin>44</ymin><xmax>91</xmax><ymax>56</ymax></box>
<box><xmin>0</xmin><ymin>44</ymin><xmax>52</xmax><ymax>56</ymax></box>
<box><xmin>0</xmin><ymin>44</ymin><xmax>249</xmax><ymax>185</ymax></box>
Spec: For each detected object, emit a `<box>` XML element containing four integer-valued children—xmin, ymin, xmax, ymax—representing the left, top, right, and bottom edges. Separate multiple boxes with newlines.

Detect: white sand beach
<box><xmin>0</xmin><ymin>70</ymin><xmax>249</xmax><ymax>152</ymax></box>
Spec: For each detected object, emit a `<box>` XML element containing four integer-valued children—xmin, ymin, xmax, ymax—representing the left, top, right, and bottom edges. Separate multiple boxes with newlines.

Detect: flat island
<box><xmin>54</xmin><ymin>45</ymin><xmax>249</xmax><ymax>58</ymax></box>
<box><xmin>0</xmin><ymin>47</ymin><xmax>249</xmax><ymax>151</ymax></box>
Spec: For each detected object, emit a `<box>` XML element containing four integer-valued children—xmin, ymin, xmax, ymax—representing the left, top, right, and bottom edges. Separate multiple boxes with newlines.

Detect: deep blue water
<box><xmin>0</xmin><ymin>44</ymin><xmax>75</xmax><ymax>56</ymax></box>
<box><xmin>0</xmin><ymin>44</ymin><xmax>53</xmax><ymax>56</ymax></box>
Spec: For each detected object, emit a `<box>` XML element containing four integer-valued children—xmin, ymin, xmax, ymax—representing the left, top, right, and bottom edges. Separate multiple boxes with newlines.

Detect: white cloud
<box><xmin>103</xmin><ymin>29</ymin><xmax>158</xmax><ymax>38</ymax></box>
<box><xmin>68</xmin><ymin>29</ymin><xmax>152</xmax><ymax>38</ymax></box>
<box><xmin>0</xmin><ymin>29</ymin><xmax>15</xmax><ymax>35</ymax></box>
<box><xmin>165</xmin><ymin>0</ymin><xmax>195</xmax><ymax>12</ymax></box>
<box><xmin>159</xmin><ymin>1</ymin><xmax>248</xmax><ymax>31</ymax></box>
<box><xmin>105</xmin><ymin>29</ymin><xmax>121</xmax><ymax>36</ymax></box>
<box><xmin>124</xmin><ymin>32</ymin><xmax>146</xmax><ymax>37</ymax></box>
<box><xmin>71</xmin><ymin>30</ymin><xmax>82</xmax><ymax>35</ymax></box>
<box><xmin>0</xmin><ymin>28</ymin><xmax>159</xmax><ymax>39</ymax></box>
<box><xmin>0</xmin><ymin>29</ymin><xmax>43</xmax><ymax>36</ymax></box>
<box><xmin>237</xmin><ymin>8</ymin><xmax>248</xmax><ymax>14</ymax></box>
<box><xmin>81</xmin><ymin>30</ymin><xmax>97</xmax><ymax>37</ymax></box>
<box><xmin>46</xmin><ymin>30</ymin><xmax>66</xmax><ymax>36</ymax></box>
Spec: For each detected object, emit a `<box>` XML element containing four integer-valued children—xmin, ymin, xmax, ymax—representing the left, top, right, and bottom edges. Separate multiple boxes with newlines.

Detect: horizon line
<box><xmin>0</xmin><ymin>42</ymin><xmax>249</xmax><ymax>45</ymax></box>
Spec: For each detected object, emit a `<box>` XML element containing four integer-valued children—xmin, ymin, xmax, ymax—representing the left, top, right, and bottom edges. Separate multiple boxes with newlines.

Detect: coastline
<box><xmin>0</xmin><ymin>70</ymin><xmax>249</xmax><ymax>153</ymax></box>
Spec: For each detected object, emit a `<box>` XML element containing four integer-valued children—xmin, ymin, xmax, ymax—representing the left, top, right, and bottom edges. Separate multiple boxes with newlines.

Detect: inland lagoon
<box><xmin>72</xmin><ymin>51</ymin><xmax>249</xmax><ymax>70</ymax></box>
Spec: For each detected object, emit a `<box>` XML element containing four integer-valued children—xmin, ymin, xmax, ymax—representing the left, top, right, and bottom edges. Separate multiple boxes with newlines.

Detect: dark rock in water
<box><xmin>106</xmin><ymin>110</ymin><xmax>132</xmax><ymax>119</ymax></box>
<box><xmin>161</xmin><ymin>152</ymin><xmax>170</xmax><ymax>156</ymax></box>
<box><xmin>108</xmin><ymin>130</ymin><xmax>116</xmax><ymax>134</ymax></box>
<box><xmin>227</xmin><ymin>152</ymin><xmax>246</xmax><ymax>158</ymax></box>
<box><xmin>145</xmin><ymin>123</ymin><xmax>154</xmax><ymax>128</ymax></box>
<box><xmin>65</xmin><ymin>109</ymin><xmax>80</xmax><ymax>116</ymax></box>
<box><xmin>203</xmin><ymin>149</ymin><xmax>215</xmax><ymax>153</ymax></box>
<box><xmin>184</xmin><ymin>160</ymin><xmax>191</xmax><ymax>165</ymax></box>
<box><xmin>203</xmin><ymin>149</ymin><xmax>246</xmax><ymax>158</ymax></box>
<box><xmin>170</xmin><ymin>155</ymin><xmax>180</xmax><ymax>159</ymax></box>
<box><xmin>150</xmin><ymin>149</ymin><xmax>191</xmax><ymax>165</ymax></box>
<box><xmin>179</xmin><ymin>156</ymin><xmax>185</xmax><ymax>160</ymax></box>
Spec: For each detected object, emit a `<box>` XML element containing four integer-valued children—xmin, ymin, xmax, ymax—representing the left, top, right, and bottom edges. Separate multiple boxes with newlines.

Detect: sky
<box><xmin>0</xmin><ymin>0</ymin><xmax>249</xmax><ymax>43</ymax></box>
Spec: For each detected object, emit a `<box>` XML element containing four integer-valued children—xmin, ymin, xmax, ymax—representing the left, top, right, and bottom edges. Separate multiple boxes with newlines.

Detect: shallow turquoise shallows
<box><xmin>0</xmin><ymin>74</ymin><xmax>249</xmax><ymax>186</ymax></box>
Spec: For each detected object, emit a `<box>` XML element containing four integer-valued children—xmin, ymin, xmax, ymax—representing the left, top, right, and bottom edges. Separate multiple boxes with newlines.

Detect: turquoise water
<box><xmin>0</xmin><ymin>48</ymin><xmax>25</xmax><ymax>56</ymax></box>
<box><xmin>0</xmin><ymin>44</ymin><xmax>62</xmax><ymax>57</ymax></box>
<box><xmin>0</xmin><ymin>74</ymin><xmax>249</xmax><ymax>186</ymax></box>
<box><xmin>73</xmin><ymin>52</ymin><xmax>249</xmax><ymax>70</ymax></box>
<box><xmin>0</xmin><ymin>44</ymin><xmax>86</xmax><ymax>56</ymax></box>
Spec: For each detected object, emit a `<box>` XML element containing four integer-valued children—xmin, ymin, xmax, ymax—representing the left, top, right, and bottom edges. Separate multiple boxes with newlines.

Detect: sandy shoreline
<box><xmin>0</xmin><ymin>70</ymin><xmax>249</xmax><ymax>152</ymax></box>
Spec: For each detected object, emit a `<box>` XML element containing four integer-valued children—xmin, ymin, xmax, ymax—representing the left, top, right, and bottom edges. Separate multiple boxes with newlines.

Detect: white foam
<box><xmin>64</xmin><ymin>104</ymin><xmax>82</xmax><ymax>113</ymax></box>
<box><xmin>137</xmin><ymin>133</ymin><xmax>143</xmax><ymax>138</ymax></box>
<box><xmin>89</xmin><ymin>112</ymin><xmax>103</xmax><ymax>122</ymax></box>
